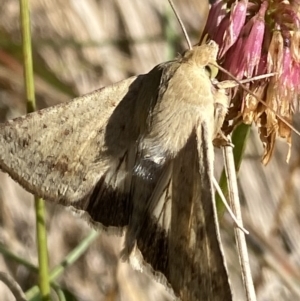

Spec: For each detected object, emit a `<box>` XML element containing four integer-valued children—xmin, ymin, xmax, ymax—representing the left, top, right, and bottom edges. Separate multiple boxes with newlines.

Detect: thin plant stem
<box><xmin>216</xmin><ymin>123</ymin><xmax>250</xmax><ymax>211</ymax></box>
<box><xmin>0</xmin><ymin>272</ymin><xmax>27</xmax><ymax>301</ymax></box>
<box><xmin>0</xmin><ymin>244</ymin><xmax>38</xmax><ymax>272</ymax></box>
<box><xmin>223</xmin><ymin>144</ymin><xmax>256</xmax><ymax>301</ymax></box>
<box><xmin>167</xmin><ymin>0</ymin><xmax>192</xmax><ymax>50</ymax></box>
<box><xmin>164</xmin><ymin>2</ymin><xmax>177</xmax><ymax>60</ymax></box>
<box><xmin>19</xmin><ymin>0</ymin><xmax>51</xmax><ymax>300</ymax></box>
<box><xmin>25</xmin><ymin>230</ymin><xmax>99</xmax><ymax>300</ymax></box>
<box><xmin>213</xmin><ymin>177</ymin><xmax>248</xmax><ymax>234</ymax></box>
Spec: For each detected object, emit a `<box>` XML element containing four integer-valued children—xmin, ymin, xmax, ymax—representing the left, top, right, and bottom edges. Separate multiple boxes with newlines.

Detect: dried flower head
<box><xmin>203</xmin><ymin>0</ymin><xmax>300</xmax><ymax>164</ymax></box>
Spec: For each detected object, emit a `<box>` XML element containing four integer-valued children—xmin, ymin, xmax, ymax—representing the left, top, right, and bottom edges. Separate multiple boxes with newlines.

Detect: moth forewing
<box><xmin>0</xmin><ymin>76</ymin><xmax>138</xmax><ymax>202</ymax></box>
<box><xmin>0</xmin><ymin>42</ymin><xmax>232</xmax><ymax>300</ymax></box>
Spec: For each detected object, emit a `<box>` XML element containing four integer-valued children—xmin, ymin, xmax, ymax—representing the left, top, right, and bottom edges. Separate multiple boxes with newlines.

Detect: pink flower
<box><xmin>203</xmin><ymin>0</ymin><xmax>300</xmax><ymax>163</ymax></box>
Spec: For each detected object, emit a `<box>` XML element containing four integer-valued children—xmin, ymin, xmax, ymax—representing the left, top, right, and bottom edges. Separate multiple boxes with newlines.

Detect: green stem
<box><xmin>0</xmin><ymin>244</ymin><xmax>38</xmax><ymax>272</ymax></box>
<box><xmin>19</xmin><ymin>0</ymin><xmax>50</xmax><ymax>300</ymax></box>
<box><xmin>25</xmin><ymin>230</ymin><xmax>99</xmax><ymax>300</ymax></box>
<box><xmin>34</xmin><ymin>198</ymin><xmax>50</xmax><ymax>300</ymax></box>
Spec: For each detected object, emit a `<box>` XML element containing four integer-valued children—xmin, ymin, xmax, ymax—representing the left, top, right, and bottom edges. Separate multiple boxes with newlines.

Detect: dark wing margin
<box><xmin>123</xmin><ymin>126</ymin><xmax>232</xmax><ymax>301</ymax></box>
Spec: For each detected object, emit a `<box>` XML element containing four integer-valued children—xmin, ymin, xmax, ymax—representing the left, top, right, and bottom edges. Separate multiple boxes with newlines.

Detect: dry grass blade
<box><xmin>223</xmin><ymin>144</ymin><xmax>256</xmax><ymax>301</ymax></box>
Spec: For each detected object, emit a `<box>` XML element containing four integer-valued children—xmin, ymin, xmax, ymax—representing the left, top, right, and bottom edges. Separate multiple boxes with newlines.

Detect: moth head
<box><xmin>181</xmin><ymin>41</ymin><xmax>219</xmax><ymax>67</ymax></box>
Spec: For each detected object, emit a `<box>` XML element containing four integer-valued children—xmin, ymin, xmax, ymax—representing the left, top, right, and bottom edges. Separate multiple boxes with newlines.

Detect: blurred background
<box><xmin>0</xmin><ymin>0</ymin><xmax>300</xmax><ymax>300</ymax></box>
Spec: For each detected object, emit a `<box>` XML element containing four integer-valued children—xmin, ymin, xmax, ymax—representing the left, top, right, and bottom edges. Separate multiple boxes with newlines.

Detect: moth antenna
<box><xmin>216</xmin><ymin>73</ymin><xmax>276</xmax><ymax>89</ymax></box>
<box><xmin>213</xmin><ymin>177</ymin><xmax>249</xmax><ymax>235</ymax></box>
<box><xmin>239</xmin><ymin>73</ymin><xmax>277</xmax><ymax>84</ymax></box>
<box><xmin>168</xmin><ymin>0</ymin><xmax>192</xmax><ymax>50</ymax></box>
<box><xmin>214</xmin><ymin>63</ymin><xmax>300</xmax><ymax>138</ymax></box>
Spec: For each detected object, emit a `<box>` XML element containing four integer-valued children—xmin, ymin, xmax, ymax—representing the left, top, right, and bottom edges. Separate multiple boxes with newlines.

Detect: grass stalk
<box><xmin>19</xmin><ymin>0</ymin><xmax>51</xmax><ymax>299</ymax></box>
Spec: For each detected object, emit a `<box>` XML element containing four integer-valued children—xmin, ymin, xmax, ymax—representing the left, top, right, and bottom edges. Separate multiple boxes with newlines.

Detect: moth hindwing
<box><xmin>0</xmin><ymin>41</ymin><xmax>232</xmax><ymax>301</ymax></box>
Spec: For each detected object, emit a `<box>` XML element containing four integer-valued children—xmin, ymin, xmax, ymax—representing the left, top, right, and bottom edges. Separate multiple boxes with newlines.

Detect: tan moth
<box><xmin>0</xmin><ymin>2</ymin><xmax>235</xmax><ymax>301</ymax></box>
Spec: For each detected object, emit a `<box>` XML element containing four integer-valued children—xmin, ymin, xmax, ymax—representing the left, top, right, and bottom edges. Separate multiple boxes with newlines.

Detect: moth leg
<box><xmin>214</xmin><ymin>102</ymin><xmax>227</xmax><ymax>134</ymax></box>
<box><xmin>212</xmin><ymin>86</ymin><xmax>229</xmax><ymax>146</ymax></box>
<box><xmin>213</xmin><ymin>87</ymin><xmax>228</xmax><ymax>136</ymax></box>
<box><xmin>213</xmin><ymin>130</ymin><xmax>234</xmax><ymax>148</ymax></box>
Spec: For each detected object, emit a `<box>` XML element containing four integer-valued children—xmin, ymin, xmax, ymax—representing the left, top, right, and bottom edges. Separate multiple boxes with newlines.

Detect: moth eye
<box><xmin>205</xmin><ymin>64</ymin><xmax>219</xmax><ymax>79</ymax></box>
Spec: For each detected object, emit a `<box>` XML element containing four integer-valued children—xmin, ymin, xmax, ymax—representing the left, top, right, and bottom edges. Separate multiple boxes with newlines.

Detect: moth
<box><xmin>0</xmin><ymin>41</ymin><xmax>232</xmax><ymax>301</ymax></box>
